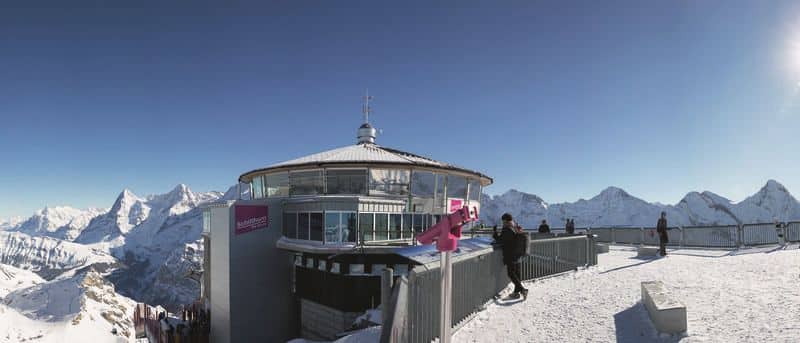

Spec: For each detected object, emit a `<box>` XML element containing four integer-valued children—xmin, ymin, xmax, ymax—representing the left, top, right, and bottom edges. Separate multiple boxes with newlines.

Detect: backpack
<box><xmin>515</xmin><ymin>231</ymin><xmax>530</xmax><ymax>257</ymax></box>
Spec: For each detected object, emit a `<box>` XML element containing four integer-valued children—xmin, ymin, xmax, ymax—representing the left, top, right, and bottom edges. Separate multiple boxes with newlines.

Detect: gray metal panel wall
<box><xmin>209</xmin><ymin>205</ymin><xmax>232</xmax><ymax>343</ymax></box>
<box><xmin>229</xmin><ymin>198</ymin><xmax>299</xmax><ymax>343</ymax></box>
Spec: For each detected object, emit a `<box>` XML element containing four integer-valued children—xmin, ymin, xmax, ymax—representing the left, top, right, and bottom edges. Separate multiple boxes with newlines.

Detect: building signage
<box><xmin>448</xmin><ymin>198</ymin><xmax>464</xmax><ymax>213</ymax></box>
<box><xmin>234</xmin><ymin>205</ymin><xmax>269</xmax><ymax>235</ymax></box>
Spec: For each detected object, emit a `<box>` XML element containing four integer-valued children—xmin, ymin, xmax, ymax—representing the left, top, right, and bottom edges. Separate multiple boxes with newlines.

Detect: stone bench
<box><xmin>641</xmin><ymin>281</ymin><xmax>687</xmax><ymax>334</ymax></box>
<box><xmin>637</xmin><ymin>246</ymin><xmax>659</xmax><ymax>257</ymax></box>
<box><xmin>596</xmin><ymin>243</ymin><xmax>610</xmax><ymax>253</ymax></box>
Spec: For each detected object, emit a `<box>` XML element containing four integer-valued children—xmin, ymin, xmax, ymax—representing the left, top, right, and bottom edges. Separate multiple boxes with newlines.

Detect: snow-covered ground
<box><xmin>455</xmin><ymin>245</ymin><xmax>800</xmax><ymax>343</ymax></box>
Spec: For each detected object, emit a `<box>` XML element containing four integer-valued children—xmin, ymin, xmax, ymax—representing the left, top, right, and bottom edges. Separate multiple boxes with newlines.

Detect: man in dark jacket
<box><xmin>538</xmin><ymin>219</ymin><xmax>550</xmax><ymax>233</ymax></box>
<box><xmin>493</xmin><ymin>213</ymin><xmax>528</xmax><ymax>299</ymax></box>
<box><xmin>566</xmin><ymin>219</ymin><xmax>575</xmax><ymax>235</ymax></box>
<box><xmin>656</xmin><ymin>212</ymin><xmax>669</xmax><ymax>256</ymax></box>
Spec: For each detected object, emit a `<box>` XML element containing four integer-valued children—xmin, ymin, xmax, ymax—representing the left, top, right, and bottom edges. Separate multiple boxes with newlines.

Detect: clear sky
<box><xmin>2</xmin><ymin>1</ymin><xmax>800</xmax><ymax>219</ymax></box>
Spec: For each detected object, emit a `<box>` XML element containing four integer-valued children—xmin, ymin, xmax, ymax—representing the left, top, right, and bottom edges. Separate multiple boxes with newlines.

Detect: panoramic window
<box><xmin>310</xmin><ymin>212</ymin><xmax>323</xmax><ymax>241</ymax></box>
<box><xmin>290</xmin><ymin>170</ymin><xmax>324</xmax><ymax>195</ymax></box>
<box><xmin>369</xmin><ymin>169</ymin><xmax>410</xmax><ymax>196</ymax></box>
<box><xmin>359</xmin><ymin>213</ymin><xmax>373</xmax><ymax>242</ymax></box>
<box><xmin>448</xmin><ymin>175</ymin><xmax>468</xmax><ymax>199</ymax></box>
<box><xmin>265</xmin><ymin>172</ymin><xmax>290</xmax><ymax>197</ymax></box>
<box><xmin>325</xmin><ymin>212</ymin><xmax>340</xmax><ymax>244</ymax></box>
<box><xmin>251</xmin><ymin>175</ymin><xmax>264</xmax><ymax>199</ymax></box>
<box><xmin>326</xmin><ymin>169</ymin><xmax>367</xmax><ymax>195</ymax></box>
<box><xmin>410</xmin><ymin>171</ymin><xmax>436</xmax><ymax>197</ymax></box>
<box><xmin>402</xmin><ymin>213</ymin><xmax>412</xmax><ymax>238</ymax></box>
<box><xmin>343</xmin><ymin>212</ymin><xmax>357</xmax><ymax>243</ymax></box>
<box><xmin>374</xmin><ymin>213</ymin><xmax>389</xmax><ymax>240</ymax></box>
<box><xmin>390</xmin><ymin>213</ymin><xmax>402</xmax><ymax>239</ymax></box>
<box><xmin>468</xmin><ymin>179</ymin><xmax>481</xmax><ymax>201</ymax></box>
<box><xmin>283</xmin><ymin>212</ymin><xmax>297</xmax><ymax>239</ymax></box>
<box><xmin>298</xmin><ymin>213</ymin><xmax>309</xmax><ymax>240</ymax></box>
<box><xmin>412</xmin><ymin>213</ymin><xmax>424</xmax><ymax>233</ymax></box>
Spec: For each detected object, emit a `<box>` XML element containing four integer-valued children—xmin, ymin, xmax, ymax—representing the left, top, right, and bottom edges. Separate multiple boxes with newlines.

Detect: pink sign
<box><xmin>448</xmin><ymin>199</ymin><xmax>464</xmax><ymax>213</ymax></box>
<box><xmin>234</xmin><ymin>205</ymin><xmax>269</xmax><ymax>235</ymax></box>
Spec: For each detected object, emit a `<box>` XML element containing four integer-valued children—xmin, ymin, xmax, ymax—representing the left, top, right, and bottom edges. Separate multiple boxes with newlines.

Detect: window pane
<box><xmin>310</xmin><ymin>213</ymin><xmax>323</xmax><ymax>241</ymax></box>
<box><xmin>251</xmin><ymin>176</ymin><xmax>264</xmax><ymax>199</ymax></box>
<box><xmin>298</xmin><ymin>213</ymin><xmax>309</xmax><ymax>240</ymax></box>
<box><xmin>402</xmin><ymin>213</ymin><xmax>412</xmax><ymax>239</ymax></box>
<box><xmin>447</xmin><ymin>175</ymin><xmax>468</xmax><ymax>200</ymax></box>
<box><xmin>290</xmin><ymin>170</ymin><xmax>324</xmax><ymax>195</ymax></box>
<box><xmin>468</xmin><ymin>179</ymin><xmax>481</xmax><ymax>202</ymax></box>
<box><xmin>344</xmin><ymin>212</ymin><xmax>357</xmax><ymax>243</ymax></box>
<box><xmin>390</xmin><ymin>214</ymin><xmax>402</xmax><ymax>240</ymax></box>
<box><xmin>413</xmin><ymin>214</ymin><xmax>423</xmax><ymax>233</ymax></box>
<box><xmin>266</xmin><ymin>172</ymin><xmax>290</xmax><ymax>197</ymax></box>
<box><xmin>375</xmin><ymin>213</ymin><xmax>389</xmax><ymax>240</ymax></box>
<box><xmin>326</xmin><ymin>169</ymin><xmax>367</xmax><ymax>195</ymax></box>
<box><xmin>411</xmin><ymin>171</ymin><xmax>435</xmax><ymax>198</ymax></box>
<box><xmin>283</xmin><ymin>213</ymin><xmax>297</xmax><ymax>238</ymax></box>
<box><xmin>325</xmin><ymin>212</ymin><xmax>340</xmax><ymax>244</ymax></box>
<box><xmin>435</xmin><ymin>174</ymin><xmax>446</xmax><ymax>208</ymax></box>
<box><xmin>203</xmin><ymin>210</ymin><xmax>211</xmax><ymax>233</ymax></box>
<box><xmin>369</xmin><ymin>169</ymin><xmax>410</xmax><ymax>196</ymax></box>
<box><xmin>359</xmin><ymin>213</ymin><xmax>374</xmax><ymax>242</ymax></box>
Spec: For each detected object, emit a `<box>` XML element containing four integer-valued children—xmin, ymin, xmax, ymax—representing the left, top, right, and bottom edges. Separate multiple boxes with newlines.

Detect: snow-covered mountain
<box><xmin>0</xmin><ymin>231</ymin><xmax>117</xmax><ymax>280</ymax></box>
<box><xmin>10</xmin><ymin>207</ymin><xmax>107</xmax><ymax>241</ymax></box>
<box><xmin>480</xmin><ymin>180</ymin><xmax>800</xmax><ymax>229</ymax></box>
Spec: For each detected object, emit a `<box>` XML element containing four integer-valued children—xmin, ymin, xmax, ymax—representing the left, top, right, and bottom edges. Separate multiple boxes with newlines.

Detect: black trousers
<box><xmin>659</xmin><ymin>237</ymin><xmax>668</xmax><ymax>255</ymax></box>
<box><xmin>506</xmin><ymin>262</ymin><xmax>525</xmax><ymax>293</ymax></box>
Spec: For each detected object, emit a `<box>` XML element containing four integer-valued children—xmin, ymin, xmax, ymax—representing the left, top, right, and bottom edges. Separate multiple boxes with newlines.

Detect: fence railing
<box><xmin>381</xmin><ymin>235</ymin><xmax>598</xmax><ymax>343</ymax></box>
<box><xmin>589</xmin><ymin>222</ymin><xmax>799</xmax><ymax>248</ymax></box>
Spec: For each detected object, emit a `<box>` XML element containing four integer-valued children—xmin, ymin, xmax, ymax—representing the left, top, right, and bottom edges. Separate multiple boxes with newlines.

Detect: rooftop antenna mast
<box><xmin>362</xmin><ymin>89</ymin><xmax>373</xmax><ymax>124</ymax></box>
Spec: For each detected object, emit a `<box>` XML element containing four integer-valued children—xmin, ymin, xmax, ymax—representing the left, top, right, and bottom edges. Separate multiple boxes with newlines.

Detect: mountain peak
<box><xmin>598</xmin><ymin>186</ymin><xmax>630</xmax><ymax>197</ymax></box>
<box><xmin>763</xmin><ymin>179</ymin><xmax>787</xmax><ymax>192</ymax></box>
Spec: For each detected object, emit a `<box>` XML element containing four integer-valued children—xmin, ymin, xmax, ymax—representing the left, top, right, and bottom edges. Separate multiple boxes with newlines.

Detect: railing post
<box><xmin>440</xmin><ymin>251</ymin><xmax>453</xmax><ymax>343</ymax></box>
<box><xmin>381</xmin><ymin>267</ymin><xmax>394</xmax><ymax>325</ymax></box>
<box><xmin>737</xmin><ymin>224</ymin><xmax>744</xmax><ymax>248</ymax></box>
<box><xmin>679</xmin><ymin>226</ymin><xmax>684</xmax><ymax>247</ymax></box>
<box><xmin>611</xmin><ymin>228</ymin><xmax>616</xmax><ymax>244</ymax></box>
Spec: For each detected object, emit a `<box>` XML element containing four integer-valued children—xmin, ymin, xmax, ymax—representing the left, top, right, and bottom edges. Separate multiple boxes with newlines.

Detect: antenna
<box><xmin>362</xmin><ymin>89</ymin><xmax>373</xmax><ymax>124</ymax></box>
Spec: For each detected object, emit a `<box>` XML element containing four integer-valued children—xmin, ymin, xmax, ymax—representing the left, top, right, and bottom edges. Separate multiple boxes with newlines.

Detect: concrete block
<box><xmin>637</xmin><ymin>246</ymin><xmax>659</xmax><ymax>257</ymax></box>
<box><xmin>641</xmin><ymin>281</ymin><xmax>687</xmax><ymax>334</ymax></box>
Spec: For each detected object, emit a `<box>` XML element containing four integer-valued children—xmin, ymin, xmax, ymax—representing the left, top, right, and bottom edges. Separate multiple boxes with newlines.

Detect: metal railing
<box><xmin>381</xmin><ymin>235</ymin><xmax>598</xmax><ymax>343</ymax></box>
<box><xmin>589</xmin><ymin>222</ymin><xmax>795</xmax><ymax>248</ymax></box>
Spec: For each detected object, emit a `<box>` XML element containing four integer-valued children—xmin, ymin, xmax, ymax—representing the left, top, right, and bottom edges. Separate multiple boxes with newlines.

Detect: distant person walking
<box><xmin>566</xmin><ymin>219</ymin><xmax>575</xmax><ymax>235</ymax></box>
<box><xmin>657</xmin><ymin>212</ymin><xmax>669</xmax><ymax>256</ymax></box>
<box><xmin>493</xmin><ymin>213</ymin><xmax>528</xmax><ymax>299</ymax></box>
<box><xmin>538</xmin><ymin>219</ymin><xmax>551</xmax><ymax>233</ymax></box>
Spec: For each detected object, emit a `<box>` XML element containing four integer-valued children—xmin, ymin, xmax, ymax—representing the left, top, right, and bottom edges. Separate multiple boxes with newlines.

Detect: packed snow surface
<box><xmin>454</xmin><ymin>245</ymin><xmax>800</xmax><ymax>343</ymax></box>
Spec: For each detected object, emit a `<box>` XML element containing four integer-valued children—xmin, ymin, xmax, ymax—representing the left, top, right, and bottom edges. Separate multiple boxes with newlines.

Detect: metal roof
<box><xmin>238</xmin><ymin>143</ymin><xmax>493</xmax><ymax>184</ymax></box>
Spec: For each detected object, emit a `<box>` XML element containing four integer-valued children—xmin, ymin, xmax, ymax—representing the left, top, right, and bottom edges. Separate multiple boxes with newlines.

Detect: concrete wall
<box><xmin>228</xmin><ymin>198</ymin><xmax>299</xmax><ymax>343</ymax></box>
<box><xmin>209</xmin><ymin>204</ymin><xmax>232</xmax><ymax>343</ymax></box>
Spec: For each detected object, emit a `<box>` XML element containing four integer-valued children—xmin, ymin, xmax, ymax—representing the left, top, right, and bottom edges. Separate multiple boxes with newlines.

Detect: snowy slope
<box><xmin>0</xmin><ymin>217</ymin><xmax>23</xmax><ymax>231</ymax></box>
<box><xmin>1</xmin><ymin>268</ymin><xmax>135</xmax><ymax>342</ymax></box>
<box><xmin>11</xmin><ymin>206</ymin><xmax>107</xmax><ymax>241</ymax></box>
<box><xmin>0</xmin><ymin>232</ymin><xmax>117</xmax><ymax>280</ymax></box>
<box><xmin>0</xmin><ymin>263</ymin><xmax>44</xmax><ymax>298</ymax></box>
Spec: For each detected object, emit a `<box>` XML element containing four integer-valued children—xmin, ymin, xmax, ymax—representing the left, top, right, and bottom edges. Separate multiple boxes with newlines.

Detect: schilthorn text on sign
<box><xmin>234</xmin><ymin>205</ymin><xmax>269</xmax><ymax>235</ymax></box>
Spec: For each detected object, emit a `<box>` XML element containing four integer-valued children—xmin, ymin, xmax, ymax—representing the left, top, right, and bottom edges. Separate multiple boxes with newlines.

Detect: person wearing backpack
<box><xmin>493</xmin><ymin>213</ymin><xmax>529</xmax><ymax>299</ymax></box>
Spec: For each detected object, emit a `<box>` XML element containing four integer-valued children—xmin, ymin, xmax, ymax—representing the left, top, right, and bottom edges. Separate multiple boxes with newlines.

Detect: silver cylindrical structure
<box><xmin>440</xmin><ymin>251</ymin><xmax>452</xmax><ymax>343</ymax></box>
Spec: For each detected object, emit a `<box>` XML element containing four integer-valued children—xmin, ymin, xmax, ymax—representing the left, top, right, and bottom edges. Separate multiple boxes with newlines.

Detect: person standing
<box><xmin>566</xmin><ymin>219</ymin><xmax>575</xmax><ymax>235</ymax></box>
<box><xmin>493</xmin><ymin>213</ymin><xmax>528</xmax><ymax>299</ymax></box>
<box><xmin>656</xmin><ymin>212</ymin><xmax>669</xmax><ymax>256</ymax></box>
<box><xmin>538</xmin><ymin>219</ymin><xmax>551</xmax><ymax>233</ymax></box>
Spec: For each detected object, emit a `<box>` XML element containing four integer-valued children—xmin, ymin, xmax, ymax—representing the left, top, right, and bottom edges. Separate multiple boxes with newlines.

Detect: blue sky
<box><xmin>2</xmin><ymin>1</ymin><xmax>800</xmax><ymax>218</ymax></box>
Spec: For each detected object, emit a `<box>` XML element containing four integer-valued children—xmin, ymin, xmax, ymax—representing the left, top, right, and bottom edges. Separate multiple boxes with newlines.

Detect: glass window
<box><xmin>325</xmin><ymin>212</ymin><xmax>340</xmax><ymax>244</ymax></box>
<box><xmin>326</xmin><ymin>169</ymin><xmax>367</xmax><ymax>195</ymax></box>
<box><xmin>290</xmin><ymin>170</ymin><xmax>324</xmax><ymax>195</ymax></box>
<box><xmin>251</xmin><ymin>175</ymin><xmax>264</xmax><ymax>199</ymax></box>
<box><xmin>468</xmin><ymin>179</ymin><xmax>481</xmax><ymax>202</ymax></box>
<box><xmin>359</xmin><ymin>213</ymin><xmax>373</xmax><ymax>242</ymax></box>
<box><xmin>375</xmin><ymin>213</ymin><xmax>389</xmax><ymax>241</ymax></box>
<box><xmin>344</xmin><ymin>212</ymin><xmax>357</xmax><ymax>243</ymax></box>
<box><xmin>310</xmin><ymin>213</ymin><xmax>323</xmax><ymax>241</ymax></box>
<box><xmin>351</xmin><ymin>264</ymin><xmax>364</xmax><ymax>274</ymax></box>
<box><xmin>298</xmin><ymin>213</ymin><xmax>309</xmax><ymax>240</ymax></box>
<box><xmin>266</xmin><ymin>172</ymin><xmax>290</xmax><ymax>197</ymax></box>
<box><xmin>369</xmin><ymin>169</ymin><xmax>410</xmax><ymax>196</ymax></box>
<box><xmin>413</xmin><ymin>214</ymin><xmax>424</xmax><ymax>233</ymax></box>
<box><xmin>390</xmin><ymin>214</ymin><xmax>402</xmax><ymax>240</ymax></box>
<box><xmin>402</xmin><ymin>213</ymin><xmax>412</xmax><ymax>239</ymax></box>
<box><xmin>447</xmin><ymin>175</ymin><xmax>468</xmax><ymax>200</ymax></box>
<box><xmin>283</xmin><ymin>212</ymin><xmax>297</xmax><ymax>238</ymax></box>
<box><xmin>202</xmin><ymin>210</ymin><xmax>211</xmax><ymax>233</ymax></box>
<box><xmin>434</xmin><ymin>174</ymin><xmax>446</xmax><ymax>208</ymax></box>
<box><xmin>411</xmin><ymin>171</ymin><xmax>436</xmax><ymax>198</ymax></box>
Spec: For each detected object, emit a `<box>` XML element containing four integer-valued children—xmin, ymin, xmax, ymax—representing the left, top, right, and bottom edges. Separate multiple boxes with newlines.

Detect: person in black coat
<box><xmin>538</xmin><ymin>219</ymin><xmax>550</xmax><ymax>233</ymax></box>
<box><xmin>566</xmin><ymin>219</ymin><xmax>575</xmax><ymax>235</ymax></box>
<box><xmin>656</xmin><ymin>212</ymin><xmax>669</xmax><ymax>256</ymax></box>
<box><xmin>493</xmin><ymin>213</ymin><xmax>528</xmax><ymax>299</ymax></box>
